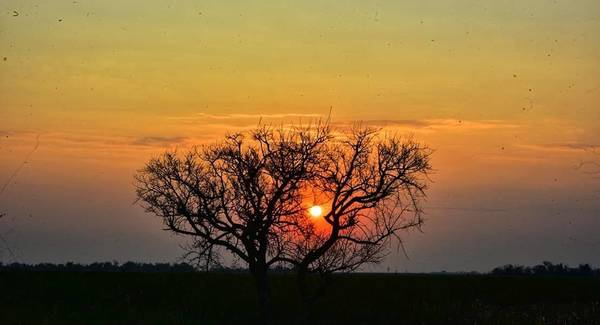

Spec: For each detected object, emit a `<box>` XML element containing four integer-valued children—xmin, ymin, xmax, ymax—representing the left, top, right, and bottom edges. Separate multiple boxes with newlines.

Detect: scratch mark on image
<box><xmin>574</xmin><ymin>161</ymin><xmax>600</xmax><ymax>175</ymax></box>
<box><xmin>0</xmin><ymin>134</ymin><xmax>41</xmax><ymax>196</ymax></box>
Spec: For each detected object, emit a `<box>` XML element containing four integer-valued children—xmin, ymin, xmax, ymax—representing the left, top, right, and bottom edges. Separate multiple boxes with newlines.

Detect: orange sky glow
<box><xmin>0</xmin><ymin>0</ymin><xmax>599</xmax><ymax>271</ymax></box>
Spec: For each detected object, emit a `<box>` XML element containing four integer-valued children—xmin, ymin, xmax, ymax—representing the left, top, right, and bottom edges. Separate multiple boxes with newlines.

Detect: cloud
<box><xmin>201</xmin><ymin>112</ymin><xmax>323</xmax><ymax>119</ymax></box>
<box><xmin>478</xmin><ymin>154</ymin><xmax>550</xmax><ymax>164</ymax></box>
<box><xmin>130</xmin><ymin>136</ymin><xmax>188</xmax><ymax>147</ymax></box>
<box><xmin>58</xmin><ymin>134</ymin><xmax>189</xmax><ymax>148</ymax></box>
<box><xmin>165</xmin><ymin>112</ymin><xmax>520</xmax><ymax>134</ymax></box>
<box><xmin>517</xmin><ymin>143</ymin><xmax>600</xmax><ymax>153</ymax></box>
<box><xmin>168</xmin><ymin>112</ymin><xmax>324</xmax><ymax>123</ymax></box>
<box><xmin>0</xmin><ymin>118</ymin><xmax>522</xmax><ymax>154</ymax></box>
<box><xmin>336</xmin><ymin>119</ymin><xmax>519</xmax><ymax>131</ymax></box>
<box><xmin>3</xmin><ymin>132</ymin><xmax>190</xmax><ymax>150</ymax></box>
<box><xmin>0</xmin><ymin>130</ymin><xmax>33</xmax><ymax>138</ymax></box>
<box><xmin>346</xmin><ymin>119</ymin><xmax>432</xmax><ymax>128</ymax></box>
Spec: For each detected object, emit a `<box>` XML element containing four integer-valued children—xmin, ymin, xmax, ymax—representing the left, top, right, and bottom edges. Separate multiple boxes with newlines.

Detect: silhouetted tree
<box><xmin>134</xmin><ymin>122</ymin><xmax>431</xmax><ymax>323</ymax></box>
<box><xmin>491</xmin><ymin>262</ymin><xmax>600</xmax><ymax>276</ymax></box>
<box><xmin>277</xmin><ymin>126</ymin><xmax>431</xmax><ymax>321</ymax></box>
<box><xmin>135</xmin><ymin>123</ymin><xmax>330</xmax><ymax>323</ymax></box>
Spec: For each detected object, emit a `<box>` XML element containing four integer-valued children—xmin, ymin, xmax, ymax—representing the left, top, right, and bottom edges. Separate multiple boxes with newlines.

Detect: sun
<box><xmin>308</xmin><ymin>205</ymin><xmax>323</xmax><ymax>218</ymax></box>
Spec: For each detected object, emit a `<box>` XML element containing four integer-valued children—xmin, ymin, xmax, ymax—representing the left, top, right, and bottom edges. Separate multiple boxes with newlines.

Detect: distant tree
<box><xmin>491</xmin><ymin>262</ymin><xmax>600</xmax><ymax>277</ymax></box>
<box><xmin>134</xmin><ymin>122</ymin><xmax>431</xmax><ymax>323</ymax></box>
<box><xmin>576</xmin><ymin>264</ymin><xmax>593</xmax><ymax>276</ymax></box>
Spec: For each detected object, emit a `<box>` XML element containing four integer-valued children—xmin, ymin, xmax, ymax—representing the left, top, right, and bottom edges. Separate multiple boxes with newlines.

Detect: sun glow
<box><xmin>308</xmin><ymin>205</ymin><xmax>323</xmax><ymax>218</ymax></box>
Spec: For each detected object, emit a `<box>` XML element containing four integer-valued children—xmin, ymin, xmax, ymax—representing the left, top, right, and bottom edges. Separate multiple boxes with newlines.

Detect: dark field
<box><xmin>1</xmin><ymin>272</ymin><xmax>599</xmax><ymax>324</ymax></box>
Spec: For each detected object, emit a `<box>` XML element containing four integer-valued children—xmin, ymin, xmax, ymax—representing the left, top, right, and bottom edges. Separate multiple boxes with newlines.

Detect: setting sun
<box><xmin>308</xmin><ymin>205</ymin><xmax>323</xmax><ymax>218</ymax></box>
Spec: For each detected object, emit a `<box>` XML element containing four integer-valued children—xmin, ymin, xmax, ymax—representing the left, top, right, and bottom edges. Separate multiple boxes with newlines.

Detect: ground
<box><xmin>1</xmin><ymin>272</ymin><xmax>599</xmax><ymax>324</ymax></box>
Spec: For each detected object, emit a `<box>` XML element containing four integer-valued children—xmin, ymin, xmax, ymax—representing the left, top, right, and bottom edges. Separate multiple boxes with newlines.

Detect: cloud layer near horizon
<box><xmin>1</xmin><ymin>116</ymin><xmax>599</xmax><ymax>271</ymax></box>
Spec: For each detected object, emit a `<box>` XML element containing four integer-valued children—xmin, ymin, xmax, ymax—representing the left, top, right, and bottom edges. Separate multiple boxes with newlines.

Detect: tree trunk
<box><xmin>253</xmin><ymin>267</ymin><xmax>272</xmax><ymax>325</ymax></box>
<box><xmin>296</xmin><ymin>267</ymin><xmax>312</xmax><ymax>324</ymax></box>
<box><xmin>296</xmin><ymin>268</ymin><xmax>334</xmax><ymax>324</ymax></box>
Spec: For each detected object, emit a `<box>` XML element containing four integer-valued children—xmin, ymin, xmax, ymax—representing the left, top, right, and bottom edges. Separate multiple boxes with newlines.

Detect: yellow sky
<box><xmin>0</xmin><ymin>0</ymin><xmax>599</xmax><ymax>270</ymax></box>
<box><xmin>1</xmin><ymin>0</ymin><xmax>599</xmax><ymax>132</ymax></box>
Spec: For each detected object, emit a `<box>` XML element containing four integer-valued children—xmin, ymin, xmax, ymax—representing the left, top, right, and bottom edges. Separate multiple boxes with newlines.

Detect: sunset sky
<box><xmin>1</xmin><ymin>0</ymin><xmax>599</xmax><ymax>271</ymax></box>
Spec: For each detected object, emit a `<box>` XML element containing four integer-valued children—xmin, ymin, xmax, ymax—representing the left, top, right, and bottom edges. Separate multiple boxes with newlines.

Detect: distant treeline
<box><xmin>491</xmin><ymin>261</ymin><xmax>600</xmax><ymax>277</ymax></box>
<box><xmin>0</xmin><ymin>261</ymin><xmax>598</xmax><ymax>275</ymax></box>
<box><xmin>0</xmin><ymin>261</ymin><xmax>196</xmax><ymax>273</ymax></box>
<box><xmin>0</xmin><ymin>261</ymin><xmax>293</xmax><ymax>273</ymax></box>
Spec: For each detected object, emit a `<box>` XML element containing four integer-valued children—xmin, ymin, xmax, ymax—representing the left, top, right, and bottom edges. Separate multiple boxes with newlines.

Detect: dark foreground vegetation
<box><xmin>1</xmin><ymin>265</ymin><xmax>600</xmax><ymax>324</ymax></box>
<box><xmin>3</xmin><ymin>260</ymin><xmax>599</xmax><ymax>276</ymax></box>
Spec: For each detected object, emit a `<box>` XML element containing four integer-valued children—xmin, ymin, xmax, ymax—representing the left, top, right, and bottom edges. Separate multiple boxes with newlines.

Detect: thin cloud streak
<box><xmin>517</xmin><ymin>143</ymin><xmax>600</xmax><ymax>153</ymax></box>
<box><xmin>131</xmin><ymin>136</ymin><xmax>189</xmax><ymax>147</ymax></box>
<box><xmin>2</xmin><ymin>132</ymin><xmax>190</xmax><ymax>150</ymax></box>
<box><xmin>168</xmin><ymin>112</ymin><xmax>324</xmax><ymax>122</ymax></box>
<box><xmin>336</xmin><ymin>119</ymin><xmax>520</xmax><ymax>131</ymax></box>
<box><xmin>166</xmin><ymin>114</ymin><xmax>520</xmax><ymax>132</ymax></box>
<box><xmin>1</xmin><ymin>118</ymin><xmax>522</xmax><ymax>154</ymax></box>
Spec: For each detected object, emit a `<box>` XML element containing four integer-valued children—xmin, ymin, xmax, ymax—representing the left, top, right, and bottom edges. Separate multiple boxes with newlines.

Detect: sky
<box><xmin>0</xmin><ymin>0</ymin><xmax>599</xmax><ymax>272</ymax></box>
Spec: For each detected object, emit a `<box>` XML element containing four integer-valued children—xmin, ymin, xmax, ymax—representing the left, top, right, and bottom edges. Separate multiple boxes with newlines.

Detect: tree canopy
<box><xmin>134</xmin><ymin>122</ymin><xmax>432</xmax><ymax>321</ymax></box>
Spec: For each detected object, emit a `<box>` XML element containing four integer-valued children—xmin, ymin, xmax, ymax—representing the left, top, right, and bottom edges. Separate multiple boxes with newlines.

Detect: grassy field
<box><xmin>1</xmin><ymin>272</ymin><xmax>599</xmax><ymax>324</ymax></box>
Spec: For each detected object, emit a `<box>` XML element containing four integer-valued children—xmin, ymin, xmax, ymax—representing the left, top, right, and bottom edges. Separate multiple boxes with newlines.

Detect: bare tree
<box><xmin>134</xmin><ymin>123</ymin><xmax>330</xmax><ymax>323</ymax></box>
<box><xmin>134</xmin><ymin>122</ymin><xmax>431</xmax><ymax>323</ymax></box>
<box><xmin>276</xmin><ymin>126</ymin><xmax>431</xmax><ymax>321</ymax></box>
